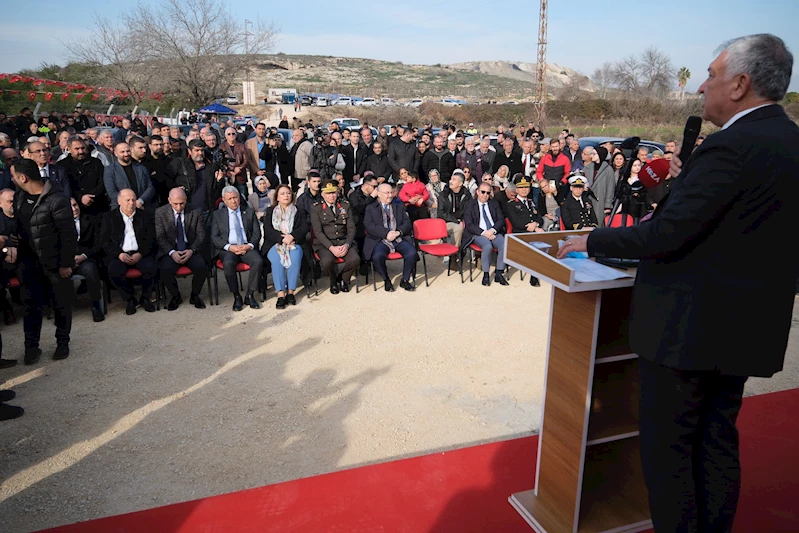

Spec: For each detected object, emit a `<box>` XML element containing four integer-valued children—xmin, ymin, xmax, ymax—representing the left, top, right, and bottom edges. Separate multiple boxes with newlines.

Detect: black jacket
<box><xmin>506</xmin><ymin>196</ymin><xmax>543</xmax><ymax>233</ymax></box>
<box><xmin>365</xmin><ymin>151</ymin><xmax>391</xmax><ymax>180</ymax></box>
<box><xmin>75</xmin><ymin>214</ymin><xmax>101</xmax><ymax>260</ymax></box>
<box><xmin>436</xmin><ymin>186</ymin><xmax>471</xmax><ymax>224</ymax></box>
<box><xmin>259</xmin><ymin>144</ymin><xmax>291</xmax><ymax>183</ymax></box>
<box><xmin>14</xmin><ymin>180</ymin><xmax>77</xmax><ymax>270</ymax></box>
<box><xmin>341</xmin><ymin>143</ymin><xmax>368</xmax><ymax>182</ymax></box>
<box><xmin>165</xmin><ymin>156</ymin><xmax>224</xmax><ymax>212</ymax></box>
<box><xmin>492</xmin><ymin>150</ymin><xmax>523</xmax><ymax>176</ymax></box>
<box><xmin>387</xmin><ymin>138</ymin><xmax>419</xmax><ymax>178</ymax></box>
<box><xmin>463</xmin><ymin>198</ymin><xmax>506</xmax><ymax>248</ymax></box>
<box><xmin>100</xmin><ymin>208</ymin><xmax>157</xmax><ymax>261</ymax></box>
<box><xmin>587</xmin><ymin>104</ymin><xmax>799</xmax><ymax>377</ymax></box>
<box><xmin>58</xmin><ymin>155</ymin><xmax>108</xmax><ymax>216</ymax></box>
<box><xmin>421</xmin><ymin>149</ymin><xmax>456</xmax><ymax>182</ymax></box>
<box><xmin>348</xmin><ymin>186</ymin><xmax>378</xmax><ymax>238</ymax></box>
<box><xmin>260</xmin><ymin>206</ymin><xmax>309</xmax><ymax>255</ymax></box>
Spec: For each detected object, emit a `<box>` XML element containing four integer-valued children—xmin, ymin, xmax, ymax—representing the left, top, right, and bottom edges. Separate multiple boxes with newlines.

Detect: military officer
<box><xmin>506</xmin><ymin>175</ymin><xmax>545</xmax><ymax>286</ymax></box>
<box><xmin>560</xmin><ymin>172</ymin><xmax>598</xmax><ymax>230</ymax></box>
<box><xmin>311</xmin><ymin>180</ymin><xmax>360</xmax><ymax>293</ymax></box>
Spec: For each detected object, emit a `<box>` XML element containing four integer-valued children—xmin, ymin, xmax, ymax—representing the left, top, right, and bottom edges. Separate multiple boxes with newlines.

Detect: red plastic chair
<box><xmin>369</xmin><ymin>250</ymin><xmax>417</xmax><ymax>291</ymax></box>
<box><xmin>7</xmin><ymin>277</ymin><xmax>19</xmax><ymax>289</ymax></box>
<box><xmin>604</xmin><ymin>214</ymin><xmax>636</xmax><ymax>228</ymax></box>
<box><xmin>213</xmin><ymin>259</ymin><xmax>265</xmax><ymax>305</ymax></box>
<box><xmin>413</xmin><ymin>219</ymin><xmax>459</xmax><ymax>286</ymax></box>
<box><xmin>105</xmin><ymin>267</ymin><xmax>160</xmax><ymax>310</ymax></box>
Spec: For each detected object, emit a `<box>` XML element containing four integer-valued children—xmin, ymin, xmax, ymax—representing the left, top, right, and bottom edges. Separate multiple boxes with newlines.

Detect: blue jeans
<box><xmin>267</xmin><ymin>244</ymin><xmax>304</xmax><ymax>293</ymax></box>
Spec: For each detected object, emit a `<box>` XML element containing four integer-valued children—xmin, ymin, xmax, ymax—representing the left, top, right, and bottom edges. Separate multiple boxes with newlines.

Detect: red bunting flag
<box><xmin>8</xmin><ymin>90</ymin><xmax>20</xmax><ymax>95</ymax></box>
<box><xmin>85</xmin><ymin>87</ymin><xmax>95</xmax><ymax>94</ymax></box>
<box><xmin>46</xmin><ymin>80</ymin><xmax>57</xmax><ymax>86</ymax></box>
<box><xmin>21</xmin><ymin>76</ymin><xmax>34</xmax><ymax>83</ymax></box>
<box><xmin>0</xmin><ymin>90</ymin><xmax>3</xmax><ymax>96</ymax></box>
<box><xmin>92</xmin><ymin>94</ymin><xmax>100</xmax><ymax>101</ymax></box>
<box><xmin>0</xmin><ymin>74</ymin><xmax>7</xmax><ymax>80</ymax></box>
<box><xmin>27</xmin><ymin>91</ymin><xmax>36</xmax><ymax>101</ymax></box>
<box><xmin>61</xmin><ymin>92</ymin><xmax>70</xmax><ymax>101</ymax></box>
<box><xmin>45</xmin><ymin>92</ymin><xmax>54</xmax><ymax>101</ymax></box>
<box><xmin>32</xmin><ymin>79</ymin><xmax>45</xmax><ymax>86</ymax></box>
<box><xmin>75</xmin><ymin>93</ymin><xmax>84</xmax><ymax>100</ymax></box>
<box><xmin>9</xmin><ymin>75</ymin><xmax>22</xmax><ymax>84</ymax></box>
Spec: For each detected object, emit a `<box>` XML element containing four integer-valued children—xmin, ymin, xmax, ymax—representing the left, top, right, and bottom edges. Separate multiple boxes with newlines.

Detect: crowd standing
<box><xmin>0</xmin><ymin>105</ymin><xmax>686</xmax><ymax>420</ymax></box>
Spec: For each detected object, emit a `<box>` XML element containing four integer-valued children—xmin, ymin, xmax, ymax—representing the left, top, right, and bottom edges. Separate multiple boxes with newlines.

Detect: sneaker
<box><xmin>53</xmin><ymin>344</ymin><xmax>70</xmax><ymax>360</ymax></box>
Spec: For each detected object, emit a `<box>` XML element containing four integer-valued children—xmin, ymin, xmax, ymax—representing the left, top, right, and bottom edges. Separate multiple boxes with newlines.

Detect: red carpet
<box><xmin>40</xmin><ymin>389</ymin><xmax>799</xmax><ymax>533</ymax></box>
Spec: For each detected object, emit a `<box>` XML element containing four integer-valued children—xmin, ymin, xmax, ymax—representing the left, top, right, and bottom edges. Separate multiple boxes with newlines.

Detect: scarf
<box><xmin>254</xmin><ymin>176</ymin><xmax>272</xmax><ymax>212</ymax></box>
<box><xmin>271</xmin><ymin>203</ymin><xmax>297</xmax><ymax>268</ymax></box>
<box><xmin>380</xmin><ymin>203</ymin><xmax>402</xmax><ymax>253</ymax></box>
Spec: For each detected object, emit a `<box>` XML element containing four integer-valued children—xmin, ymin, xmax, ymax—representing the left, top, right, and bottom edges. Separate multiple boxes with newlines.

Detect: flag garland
<box><xmin>0</xmin><ymin>73</ymin><xmax>163</xmax><ymax>102</ymax></box>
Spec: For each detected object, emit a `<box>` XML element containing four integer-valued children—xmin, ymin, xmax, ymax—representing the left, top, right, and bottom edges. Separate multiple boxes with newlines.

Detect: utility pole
<box><xmin>244</xmin><ymin>19</ymin><xmax>252</xmax><ymax>84</ymax></box>
<box><xmin>243</xmin><ymin>19</ymin><xmax>254</xmax><ymax>105</ymax></box>
<box><xmin>535</xmin><ymin>0</ymin><xmax>548</xmax><ymax>124</ymax></box>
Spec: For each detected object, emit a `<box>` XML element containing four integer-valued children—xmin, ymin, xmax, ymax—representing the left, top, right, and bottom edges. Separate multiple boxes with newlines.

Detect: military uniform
<box><xmin>508</xmin><ymin>175</ymin><xmax>543</xmax><ymax>286</ymax></box>
<box><xmin>561</xmin><ymin>174</ymin><xmax>598</xmax><ymax>230</ymax></box>
<box><xmin>311</xmin><ymin>181</ymin><xmax>360</xmax><ymax>290</ymax></box>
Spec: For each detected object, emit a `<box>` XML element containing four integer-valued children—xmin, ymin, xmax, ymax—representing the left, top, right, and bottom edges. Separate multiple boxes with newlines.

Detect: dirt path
<box><xmin>0</xmin><ymin>263</ymin><xmax>797</xmax><ymax>532</ymax></box>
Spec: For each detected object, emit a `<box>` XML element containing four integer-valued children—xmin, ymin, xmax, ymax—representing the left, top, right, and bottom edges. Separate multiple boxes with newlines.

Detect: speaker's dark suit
<box><xmin>586</xmin><ymin>104</ymin><xmax>799</xmax><ymax>532</ymax></box>
<box><xmin>155</xmin><ymin>205</ymin><xmax>208</xmax><ymax>298</ymax></box>
<box><xmin>101</xmin><ymin>208</ymin><xmax>158</xmax><ymax>301</ymax></box>
<box><xmin>210</xmin><ymin>205</ymin><xmax>262</xmax><ymax>295</ymax></box>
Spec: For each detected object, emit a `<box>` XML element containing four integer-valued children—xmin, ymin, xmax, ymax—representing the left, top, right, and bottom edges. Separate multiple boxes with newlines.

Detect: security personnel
<box><xmin>310</xmin><ymin>180</ymin><xmax>360</xmax><ymax>293</ymax></box>
<box><xmin>561</xmin><ymin>172</ymin><xmax>598</xmax><ymax>230</ymax></box>
<box><xmin>507</xmin><ymin>175</ymin><xmax>545</xmax><ymax>287</ymax></box>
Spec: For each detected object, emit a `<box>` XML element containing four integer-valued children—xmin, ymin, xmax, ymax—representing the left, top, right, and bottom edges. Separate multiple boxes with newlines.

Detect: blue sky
<box><xmin>2</xmin><ymin>0</ymin><xmax>797</xmax><ymax>93</ymax></box>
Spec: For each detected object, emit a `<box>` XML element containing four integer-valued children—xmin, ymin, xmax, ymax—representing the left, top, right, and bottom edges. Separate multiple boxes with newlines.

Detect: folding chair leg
<box><xmin>422</xmin><ymin>254</ymin><xmax>429</xmax><ymax>287</ymax></box>
<box><xmin>469</xmin><ymin>250</ymin><xmax>475</xmax><ymax>282</ymax></box>
<box><xmin>214</xmin><ymin>269</ymin><xmax>219</xmax><ymax>306</ymax></box>
<box><xmin>371</xmin><ymin>262</ymin><xmax>377</xmax><ymax>291</ymax></box>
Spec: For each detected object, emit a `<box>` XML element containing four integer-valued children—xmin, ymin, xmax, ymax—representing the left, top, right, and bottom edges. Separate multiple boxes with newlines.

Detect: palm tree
<box><xmin>677</xmin><ymin>67</ymin><xmax>691</xmax><ymax>101</ymax></box>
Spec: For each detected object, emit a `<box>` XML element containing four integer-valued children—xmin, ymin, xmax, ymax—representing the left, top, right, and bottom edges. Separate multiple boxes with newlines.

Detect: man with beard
<box><xmin>104</xmin><ymin>142</ymin><xmax>155</xmax><ymax>210</ymax></box>
<box><xmin>365</xmin><ymin>141</ymin><xmax>391</xmax><ymax>181</ymax></box>
<box><xmin>536</xmin><ymin>138</ymin><xmax>571</xmax><ymax>188</ymax></box>
<box><xmin>387</xmin><ymin>128</ymin><xmax>419</xmax><ymax>181</ymax></box>
<box><xmin>58</xmin><ymin>136</ymin><xmax>108</xmax><ymax>218</ymax></box>
<box><xmin>289</xmin><ymin>129</ymin><xmax>312</xmax><ymax>192</ymax></box>
<box><xmin>144</xmin><ymin>135</ymin><xmax>173</xmax><ymax>206</ymax></box>
<box><xmin>167</xmin><ymin>139</ymin><xmax>225</xmax><ymax>215</ymax></box>
<box><xmin>421</xmin><ymin>135</ymin><xmax>456</xmax><ymax>184</ymax></box>
<box><xmin>220</xmin><ymin>127</ymin><xmax>249</xmax><ymax>198</ymax></box>
<box><xmin>311</xmin><ymin>132</ymin><xmax>336</xmax><ymax>181</ymax></box>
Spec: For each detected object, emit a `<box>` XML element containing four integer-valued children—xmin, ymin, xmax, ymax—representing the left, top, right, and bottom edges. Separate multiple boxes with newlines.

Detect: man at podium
<box><xmin>558</xmin><ymin>34</ymin><xmax>798</xmax><ymax>533</ymax></box>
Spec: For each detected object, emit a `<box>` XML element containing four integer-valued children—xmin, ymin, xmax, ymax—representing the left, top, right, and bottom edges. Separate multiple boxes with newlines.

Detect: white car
<box><xmin>316</xmin><ymin>97</ymin><xmax>328</xmax><ymax>107</ymax></box>
<box><xmin>356</xmin><ymin>98</ymin><xmax>377</xmax><ymax>107</ymax></box>
<box><xmin>226</xmin><ymin>95</ymin><xmax>240</xmax><ymax>105</ymax></box>
<box><xmin>330</xmin><ymin>117</ymin><xmax>361</xmax><ymax>128</ymax></box>
<box><xmin>405</xmin><ymin>98</ymin><xmax>424</xmax><ymax>107</ymax></box>
<box><xmin>438</xmin><ymin>98</ymin><xmax>462</xmax><ymax>107</ymax></box>
<box><xmin>380</xmin><ymin>98</ymin><xmax>398</xmax><ymax>106</ymax></box>
<box><xmin>334</xmin><ymin>97</ymin><xmax>353</xmax><ymax>106</ymax></box>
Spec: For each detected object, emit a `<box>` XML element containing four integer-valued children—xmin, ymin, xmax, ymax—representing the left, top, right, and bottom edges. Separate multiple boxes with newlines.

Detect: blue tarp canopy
<box><xmin>197</xmin><ymin>103</ymin><xmax>237</xmax><ymax>115</ymax></box>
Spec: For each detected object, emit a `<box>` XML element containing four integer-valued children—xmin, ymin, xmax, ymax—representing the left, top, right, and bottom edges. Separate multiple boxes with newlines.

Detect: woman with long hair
<box><xmin>611</xmin><ymin>152</ymin><xmax>626</xmax><ymax>184</ymax></box>
<box><xmin>615</xmin><ymin>159</ymin><xmax>651</xmax><ymax>220</ymax></box>
<box><xmin>262</xmin><ymin>184</ymin><xmax>309</xmax><ymax>309</ymax></box>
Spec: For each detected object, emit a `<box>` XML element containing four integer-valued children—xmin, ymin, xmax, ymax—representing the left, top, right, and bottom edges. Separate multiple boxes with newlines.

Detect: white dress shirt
<box><xmin>522</xmin><ymin>152</ymin><xmax>533</xmax><ymax>176</ymax></box>
<box><xmin>572</xmin><ymin>194</ymin><xmax>584</xmax><ymax>208</ymax></box>
<box><xmin>74</xmin><ymin>217</ymin><xmax>81</xmax><ymax>240</ymax></box>
<box><xmin>721</xmin><ymin>104</ymin><xmax>773</xmax><ymax>130</ymax></box>
<box><xmin>121</xmin><ymin>209</ymin><xmax>138</xmax><ymax>252</ymax></box>
<box><xmin>224</xmin><ymin>207</ymin><xmax>253</xmax><ymax>251</ymax></box>
<box><xmin>477</xmin><ymin>200</ymin><xmax>495</xmax><ymax>232</ymax></box>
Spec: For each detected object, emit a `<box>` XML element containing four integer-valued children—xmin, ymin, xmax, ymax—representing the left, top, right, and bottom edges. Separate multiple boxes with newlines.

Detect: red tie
<box><xmin>524</xmin><ymin>155</ymin><xmax>529</xmax><ymax>173</ymax></box>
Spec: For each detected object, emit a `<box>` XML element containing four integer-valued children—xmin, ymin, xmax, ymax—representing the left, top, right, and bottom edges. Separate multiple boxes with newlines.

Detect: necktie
<box><xmin>481</xmin><ymin>203</ymin><xmax>491</xmax><ymax>230</ymax></box>
<box><xmin>384</xmin><ymin>204</ymin><xmax>390</xmax><ymax>218</ymax></box>
<box><xmin>175</xmin><ymin>214</ymin><xmax>186</xmax><ymax>251</ymax></box>
<box><xmin>233</xmin><ymin>211</ymin><xmax>245</xmax><ymax>245</ymax></box>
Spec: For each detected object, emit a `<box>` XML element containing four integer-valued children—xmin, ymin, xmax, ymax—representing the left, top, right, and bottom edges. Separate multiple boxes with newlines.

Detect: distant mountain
<box><xmin>238</xmin><ymin>54</ymin><xmax>591</xmax><ymax>101</ymax></box>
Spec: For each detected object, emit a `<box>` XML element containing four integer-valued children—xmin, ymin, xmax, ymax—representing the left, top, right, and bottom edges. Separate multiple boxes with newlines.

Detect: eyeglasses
<box><xmin>226</xmin><ymin>133</ymin><xmax>236</xmax><ymax>136</ymax></box>
<box><xmin>28</xmin><ymin>149</ymin><xmax>47</xmax><ymax>154</ymax></box>
<box><xmin>478</xmin><ymin>190</ymin><xmax>491</xmax><ymax>195</ymax></box>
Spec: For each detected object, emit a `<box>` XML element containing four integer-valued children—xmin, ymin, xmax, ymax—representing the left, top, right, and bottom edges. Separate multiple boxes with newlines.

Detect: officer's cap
<box><xmin>320</xmin><ymin>180</ymin><xmax>338</xmax><ymax>193</ymax></box>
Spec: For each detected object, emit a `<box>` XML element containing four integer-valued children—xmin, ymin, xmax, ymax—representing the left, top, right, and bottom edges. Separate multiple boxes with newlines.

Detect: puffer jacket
<box><xmin>14</xmin><ymin>180</ymin><xmax>76</xmax><ymax>270</ymax></box>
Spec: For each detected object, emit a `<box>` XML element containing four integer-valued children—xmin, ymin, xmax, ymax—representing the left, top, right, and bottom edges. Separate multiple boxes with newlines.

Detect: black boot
<box><xmin>529</xmin><ymin>276</ymin><xmax>541</xmax><ymax>287</ymax></box>
<box><xmin>494</xmin><ymin>270</ymin><xmax>509</xmax><ymax>286</ymax></box>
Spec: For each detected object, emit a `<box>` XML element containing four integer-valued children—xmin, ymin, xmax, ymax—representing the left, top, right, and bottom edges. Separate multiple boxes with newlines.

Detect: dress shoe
<box><xmin>167</xmin><ymin>295</ymin><xmax>182</xmax><ymax>311</ymax></box>
<box><xmin>482</xmin><ymin>272</ymin><xmax>491</xmax><ymax>286</ymax></box>
<box><xmin>91</xmin><ymin>306</ymin><xmax>105</xmax><ymax>322</ymax></box>
<box><xmin>529</xmin><ymin>276</ymin><xmax>541</xmax><ymax>287</ymax></box>
<box><xmin>400</xmin><ymin>279</ymin><xmax>416</xmax><ymax>292</ymax></box>
<box><xmin>0</xmin><ymin>390</ymin><xmax>16</xmax><ymax>402</ymax></box>
<box><xmin>329</xmin><ymin>281</ymin><xmax>340</xmax><ymax>295</ymax></box>
<box><xmin>24</xmin><ymin>347</ymin><xmax>41</xmax><ymax>365</ymax></box>
<box><xmin>232</xmin><ymin>293</ymin><xmax>244</xmax><ymax>312</ymax></box>
<box><xmin>384</xmin><ymin>279</ymin><xmax>395</xmax><ymax>292</ymax></box>
<box><xmin>494</xmin><ymin>272</ymin><xmax>509</xmax><ymax>286</ymax></box>
<box><xmin>0</xmin><ymin>359</ymin><xmax>17</xmax><ymax>370</ymax></box>
<box><xmin>244</xmin><ymin>293</ymin><xmax>261</xmax><ymax>309</ymax></box>
<box><xmin>126</xmin><ymin>298</ymin><xmax>137</xmax><ymax>315</ymax></box>
<box><xmin>275</xmin><ymin>296</ymin><xmax>287</xmax><ymax>309</ymax></box>
<box><xmin>140</xmin><ymin>297</ymin><xmax>156</xmax><ymax>313</ymax></box>
<box><xmin>190</xmin><ymin>293</ymin><xmax>206</xmax><ymax>309</ymax></box>
<box><xmin>286</xmin><ymin>294</ymin><xmax>297</xmax><ymax>306</ymax></box>
<box><xmin>340</xmin><ymin>281</ymin><xmax>350</xmax><ymax>293</ymax></box>
<box><xmin>3</xmin><ymin>307</ymin><xmax>15</xmax><ymax>325</ymax></box>
<box><xmin>0</xmin><ymin>403</ymin><xmax>24</xmax><ymax>421</ymax></box>
<box><xmin>53</xmin><ymin>344</ymin><xmax>70</xmax><ymax>360</ymax></box>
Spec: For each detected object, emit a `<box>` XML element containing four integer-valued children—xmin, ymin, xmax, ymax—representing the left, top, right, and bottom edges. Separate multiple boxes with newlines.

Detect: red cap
<box><xmin>638</xmin><ymin>159</ymin><xmax>670</xmax><ymax>189</ymax></box>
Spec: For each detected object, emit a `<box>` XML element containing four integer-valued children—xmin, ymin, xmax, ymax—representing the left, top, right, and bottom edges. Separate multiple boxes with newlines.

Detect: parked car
<box><xmin>356</xmin><ymin>98</ymin><xmax>377</xmax><ymax>107</ymax></box>
<box><xmin>300</xmin><ymin>95</ymin><xmax>314</xmax><ymax>105</ymax></box>
<box><xmin>330</xmin><ymin>117</ymin><xmax>361</xmax><ymax>128</ymax></box>
<box><xmin>226</xmin><ymin>95</ymin><xmax>240</xmax><ymax>105</ymax></box>
<box><xmin>437</xmin><ymin>98</ymin><xmax>462</xmax><ymax>107</ymax></box>
<box><xmin>334</xmin><ymin>97</ymin><xmax>354</xmax><ymax>106</ymax></box>
<box><xmin>316</xmin><ymin>97</ymin><xmax>328</xmax><ymax>107</ymax></box>
<box><xmin>405</xmin><ymin>99</ymin><xmax>424</xmax><ymax>107</ymax></box>
<box><xmin>379</xmin><ymin>98</ymin><xmax>398</xmax><ymax>106</ymax></box>
<box><xmin>578</xmin><ymin>137</ymin><xmax>666</xmax><ymax>156</ymax></box>
<box><xmin>500</xmin><ymin>101</ymin><xmax>519</xmax><ymax>105</ymax></box>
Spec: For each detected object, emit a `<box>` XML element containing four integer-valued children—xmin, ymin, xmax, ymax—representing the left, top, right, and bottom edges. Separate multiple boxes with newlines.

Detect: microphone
<box><xmin>679</xmin><ymin>116</ymin><xmax>702</xmax><ymax>165</ymax></box>
<box><xmin>638</xmin><ymin>158</ymin><xmax>671</xmax><ymax>189</ymax></box>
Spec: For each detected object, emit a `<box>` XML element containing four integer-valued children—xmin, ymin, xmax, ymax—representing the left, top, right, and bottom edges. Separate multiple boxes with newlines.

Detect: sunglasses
<box><xmin>478</xmin><ymin>190</ymin><xmax>491</xmax><ymax>195</ymax></box>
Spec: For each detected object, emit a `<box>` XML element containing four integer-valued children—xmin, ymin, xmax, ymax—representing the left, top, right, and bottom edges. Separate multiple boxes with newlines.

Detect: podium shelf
<box><xmin>587</xmin><ymin>359</ymin><xmax>640</xmax><ymax>445</ymax></box>
<box><xmin>578</xmin><ymin>438</ymin><xmax>651</xmax><ymax>533</ymax></box>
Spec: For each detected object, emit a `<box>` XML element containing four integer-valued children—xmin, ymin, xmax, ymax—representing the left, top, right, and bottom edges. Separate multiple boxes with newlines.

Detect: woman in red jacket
<box><xmin>398</xmin><ymin>170</ymin><xmax>429</xmax><ymax>222</ymax></box>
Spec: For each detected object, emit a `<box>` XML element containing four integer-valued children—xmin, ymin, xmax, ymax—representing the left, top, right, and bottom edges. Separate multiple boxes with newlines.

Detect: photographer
<box><xmin>311</xmin><ymin>131</ymin><xmax>336</xmax><ymax>181</ymax></box>
<box><xmin>259</xmin><ymin>133</ymin><xmax>291</xmax><ymax>186</ymax></box>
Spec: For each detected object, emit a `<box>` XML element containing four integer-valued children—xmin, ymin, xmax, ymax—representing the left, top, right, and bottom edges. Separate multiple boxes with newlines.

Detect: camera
<box><xmin>212</xmin><ymin>149</ymin><xmax>234</xmax><ymax>173</ymax></box>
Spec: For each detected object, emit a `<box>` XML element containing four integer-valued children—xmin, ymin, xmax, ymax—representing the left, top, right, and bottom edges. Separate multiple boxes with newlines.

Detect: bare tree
<box><xmin>64</xmin><ymin>15</ymin><xmax>156</xmax><ymax>104</ymax></box>
<box><xmin>557</xmin><ymin>73</ymin><xmax>589</xmax><ymax>102</ymax></box>
<box><xmin>127</xmin><ymin>0</ymin><xmax>278</xmax><ymax>105</ymax></box>
<box><xmin>590</xmin><ymin>62</ymin><xmax>614</xmax><ymax>99</ymax></box>
<box><xmin>611</xmin><ymin>47</ymin><xmax>674</xmax><ymax>98</ymax></box>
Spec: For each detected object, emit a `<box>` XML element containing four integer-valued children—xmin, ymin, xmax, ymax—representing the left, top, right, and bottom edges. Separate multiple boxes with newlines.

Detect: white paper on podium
<box><xmin>560</xmin><ymin>258</ymin><xmax>633</xmax><ymax>283</ymax></box>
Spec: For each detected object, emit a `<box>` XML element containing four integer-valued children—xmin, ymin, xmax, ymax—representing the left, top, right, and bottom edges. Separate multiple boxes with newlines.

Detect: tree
<box><xmin>677</xmin><ymin>67</ymin><xmax>691</xmax><ymax>100</ymax></box>
<box><xmin>557</xmin><ymin>73</ymin><xmax>590</xmax><ymax>102</ymax></box>
<box><xmin>127</xmin><ymin>0</ymin><xmax>278</xmax><ymax>105</ymax></box>
<box><xmin>611</xmin><ymin>47</ymin><xmax>675</xmax><ymax>98</ymax></box>
<box><xmin>64</xmin><ymin>15</ymin><xmax>156</xmax><ymax>105</ymax></box>
<box><xmin>590</xmin><ymin>62</ymin><xmax>614</xmax><ymax>99</ymax></box>
<box><xmin>783</xmin><ymin>91</ymin><xmax>799</xmax><ymax>104</ymax></box>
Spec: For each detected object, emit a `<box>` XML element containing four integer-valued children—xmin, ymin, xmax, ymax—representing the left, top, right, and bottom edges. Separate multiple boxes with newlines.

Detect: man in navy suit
<box><xmin>463</xmin><ymin>182</ymin><xmax>508</xmax><ymax>287</ymax></box>
<box><xmin>559</xmin><ymin>34</ymin><xmax>798</xmax><ymax>532</ymax></box>
<box><xmin>103</xmin><ymin>142</ymin><xmax>155</xmax><ymax>210</ymax></box>
<box><xmin>26</xmin><ymin>141</ymin><xmax>71</xmax><ymax>198</ymax></box>
<box><xmin>363</xmin><ymin>183</ymin><xmax>416</xmax><ymax>292</ymax></box>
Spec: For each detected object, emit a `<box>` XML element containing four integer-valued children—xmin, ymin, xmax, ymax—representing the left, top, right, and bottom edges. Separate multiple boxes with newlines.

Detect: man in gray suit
<box><xmin>103</xmin><ymin>142</ymin><xmax>155</xmax><ymax>210</ymax></box>
<box><xmin>211</xmin><ymin>186</ymin><xmax>262</xmax><ymax>311</ymax></box>
<box><xmin>155</xmin><ymin>188</ymin><xmax>208</xmax><ymax>311</ymax></box>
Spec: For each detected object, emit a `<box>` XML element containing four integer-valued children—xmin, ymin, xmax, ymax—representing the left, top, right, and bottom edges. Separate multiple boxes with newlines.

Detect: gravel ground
<box><xmin>0</xmin><ymin>263</ymin><xmax>797</xmax><ymax>533</ymax></box>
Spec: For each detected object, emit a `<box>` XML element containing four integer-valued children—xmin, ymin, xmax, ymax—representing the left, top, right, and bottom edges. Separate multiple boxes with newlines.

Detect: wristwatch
<box><xmin>1</xmin><ymin>247</ymin><xmax>7</xmax><ymax>254</ymax></box>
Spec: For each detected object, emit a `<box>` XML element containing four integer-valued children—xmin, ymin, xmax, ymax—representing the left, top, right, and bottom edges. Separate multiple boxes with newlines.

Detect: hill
<box><xmin>240</xmin><ymin>54</ymin><xmax>591</xmax><ymax>102</ymax></box>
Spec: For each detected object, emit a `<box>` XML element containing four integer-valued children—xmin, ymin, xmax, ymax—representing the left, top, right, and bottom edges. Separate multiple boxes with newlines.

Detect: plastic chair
<box><xmin>105</xmin><ymin>267</ymin><xmax>161</xmax><ymax>310</ymax></box>
<box><xmin>157</xmin><ymin>265</ymin><xmax>213</xmax><ymax>308</ymax></box>
<box><xmin>369</xmin><ymin>250</ymin><xmax>416</xmax><ymax>291</ymax></box>
<box><xmin>604</xmin><ymin>213</ymin><xmax>636</xmax><ymax>228</ymax></box>
<box><xmin>312</xmin><ymin>252</ymin><xmax>361</xmax><ymax>294</ymax></box>
<box><xmin>413</xmin><ymin>218</ymin><xmax>459</xmax><ymax>286</ymax></box>
<box><xmin>212</xmin><ymin>259</ymin><xmax>265</xmax><ymax>305</ymax></box>
<box><xmin>465</xmin><ymin>242</ymin><xmax>498</xmax><ymax>283</ymax></box>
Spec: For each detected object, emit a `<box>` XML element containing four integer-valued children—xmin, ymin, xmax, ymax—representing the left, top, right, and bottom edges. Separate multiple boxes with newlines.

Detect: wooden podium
<box><xmin>504</xmin><ymin>231</ymin><xmax>652</xmax><ymax>533</ymax></box>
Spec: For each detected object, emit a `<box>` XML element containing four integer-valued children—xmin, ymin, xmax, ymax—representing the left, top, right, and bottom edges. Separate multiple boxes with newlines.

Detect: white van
<box><xmin>380</xmin><ymin>98</ymin><xmax>398</xmax><ymax>106</ymax></box>
<box><xmin>226</xmin><ymin>95</ymin><xmax>240</xmax><ymax>105</ymax></box>
<box><xmin>316</xmin><ymin>97</ymin><xmax>328</xmax><ymax>107</ymax></box>
<box><xmin>405</xmin><ymin>98</ymin><xmax>424</xmax><ymax>107</ymax></box>
<box><xmin>334</xmin><ymin>97</ymin><xmax>353</xmax><ymax>106</ymax></box>
<box><xmin>356</xmin><ymin>98</ymin><xmax>377</xmax><ymax>107</ymax></box>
